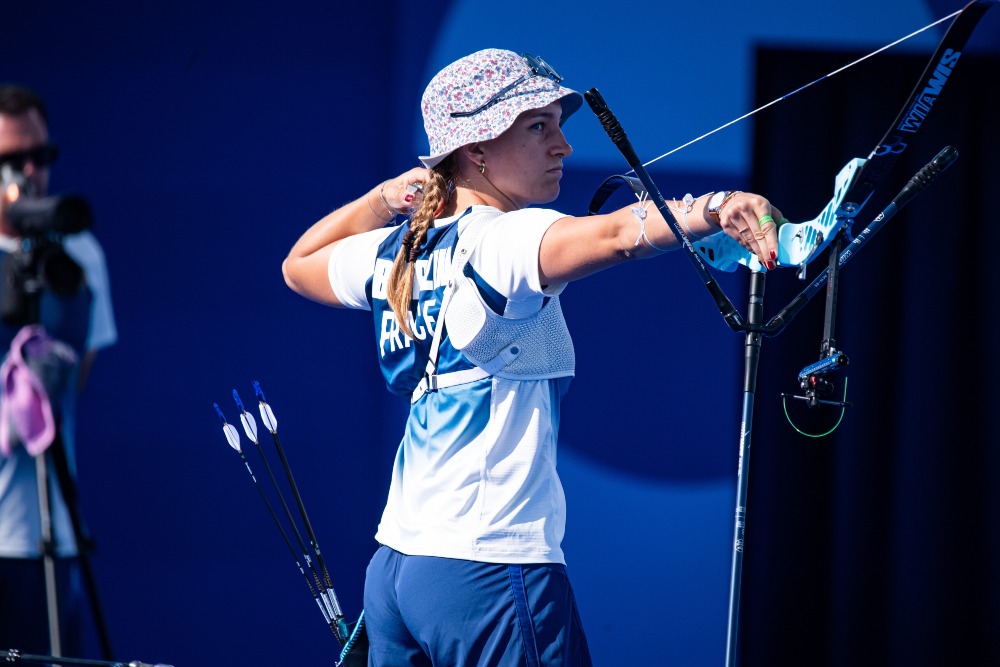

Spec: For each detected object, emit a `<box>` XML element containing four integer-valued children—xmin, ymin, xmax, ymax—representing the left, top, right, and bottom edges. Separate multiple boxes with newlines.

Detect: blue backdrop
<box><xmin>2</xmin><ymin>1</ymin><xmax>997</xmax><ymax>665</ymax></box>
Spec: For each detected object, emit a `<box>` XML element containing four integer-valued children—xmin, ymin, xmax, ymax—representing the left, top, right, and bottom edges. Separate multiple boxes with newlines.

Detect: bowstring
<box><xmin>634</xmin><ymin>9</ymin><xmax>961</xmax><ymax>173</ymax></box>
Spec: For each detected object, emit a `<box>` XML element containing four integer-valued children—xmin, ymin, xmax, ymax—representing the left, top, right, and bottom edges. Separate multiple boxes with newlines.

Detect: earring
<box><xmin>479</xmin><ymin>161</ymin><xmax>486</xmax><ymax>175</ymax></box>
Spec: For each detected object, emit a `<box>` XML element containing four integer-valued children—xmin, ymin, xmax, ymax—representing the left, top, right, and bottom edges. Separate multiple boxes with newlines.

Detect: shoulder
<box><xmin>477</xmin><ymin>206</ymin><xmax>567</xmax><ymax>252</ymax></box>
<box><xmin>472</xmin><ymin>206</ymin><xmax>565</xmax><ymax>231</ymax></box>
<box><xmin>471</xmin><ymin>207</ymin><xmax>570</xmax><ymax>300</ymax></box>
<box><xmin>62</xmin><ymin>230</ymin><xmax>105</xmax><ymax>257</ymax></box>
<box><xmin>62</xmin><ymin>231</ymin><xmax>110</xmax><ymax>280</ymax></box>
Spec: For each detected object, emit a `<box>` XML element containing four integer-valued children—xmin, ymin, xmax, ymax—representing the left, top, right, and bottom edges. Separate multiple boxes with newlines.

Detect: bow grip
<box><xmin>691</xmin><ymin>157</ymin><xmax>866</xmax><ymax>272</ymax></box>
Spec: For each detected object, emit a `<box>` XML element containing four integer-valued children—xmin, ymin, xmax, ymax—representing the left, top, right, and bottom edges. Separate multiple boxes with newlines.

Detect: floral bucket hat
<box><xmin>419</xmin><ymin>48</ymin><xmax>584</xmax><ymax>168</ymax></box>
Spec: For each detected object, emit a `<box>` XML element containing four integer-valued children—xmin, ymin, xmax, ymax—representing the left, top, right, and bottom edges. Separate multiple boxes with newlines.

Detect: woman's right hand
<box><xmin>381</xmin><ymin>167</ymin><xmax>433</xmax><ymax>214</ymax></box>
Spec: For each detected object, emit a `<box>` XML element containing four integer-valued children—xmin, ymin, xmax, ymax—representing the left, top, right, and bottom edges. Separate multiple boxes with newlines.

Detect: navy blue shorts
<box><xmin>363</xmin><ymin>545</ymin><xmax>593</xmax><ymax>666</ymax></box>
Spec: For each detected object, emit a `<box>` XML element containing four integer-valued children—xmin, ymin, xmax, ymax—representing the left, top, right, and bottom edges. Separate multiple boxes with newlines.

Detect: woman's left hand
<box><xmin>717</xmin><ymin>193</ymin><xmax>784</xmax><ymax>270</ymax></box>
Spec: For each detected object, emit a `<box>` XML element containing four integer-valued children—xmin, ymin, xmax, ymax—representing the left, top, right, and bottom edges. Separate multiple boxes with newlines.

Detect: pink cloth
<box><xmin>0</xmin><ymin>324</ymin><xmax>77</xmax><ymax>457</ymax></box>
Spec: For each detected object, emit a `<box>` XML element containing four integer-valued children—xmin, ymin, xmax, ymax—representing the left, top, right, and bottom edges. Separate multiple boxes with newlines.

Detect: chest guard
<box><xmin>445</xmin><ymin>268</ymin><xmax>575</xmax><ymax>381</ymax></box>
<box><xmin>411</xmin><ymin>214</ymin><xmax>575</xmax><ymax>403</ymax></box>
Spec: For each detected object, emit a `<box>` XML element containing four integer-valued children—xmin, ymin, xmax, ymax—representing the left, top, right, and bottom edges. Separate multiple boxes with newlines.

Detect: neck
<box><xmin>451</xmin><ymin>187</ymin><xmax>498</xmax><ymax>211</ymax></box>
<box><xmin>452</xmin><ymin>174</ymin><xmax>520</xmax><ymax>213</ymax></box>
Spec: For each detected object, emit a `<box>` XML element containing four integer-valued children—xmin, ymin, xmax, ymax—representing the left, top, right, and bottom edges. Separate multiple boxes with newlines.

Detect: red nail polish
<box><xmin>770</xmin><ymin>249</ymin><xmax>777</xmax><ymax>260</ymax></box>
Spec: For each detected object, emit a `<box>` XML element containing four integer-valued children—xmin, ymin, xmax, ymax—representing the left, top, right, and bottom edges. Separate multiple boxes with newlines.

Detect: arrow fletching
<box><xmin>223</xmin><ymin>423</ymin><xmax>241</xmax><ymax>452</ymax></box>
<box><xmin>234</xmin><ymin>390</ymin><xmax>259</xmax><ymax>443</ymax></box>
<box><xmin>240</xmin><ymin>410</ymin><xmax>259</xmax><ymax>443</ymax></box>
<box><xmin>253</xmin><ymin>380</ymin><xmax>279</xmax><ymax>434</ymax></box>
<box><xmin>214</xmin><ymin>403</ymin><xmax>242</xmax><ymax>452</ymax></box>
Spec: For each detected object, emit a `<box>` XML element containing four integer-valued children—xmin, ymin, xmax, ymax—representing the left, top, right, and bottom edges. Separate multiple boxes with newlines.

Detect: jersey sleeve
<box><xmin>327</xmin><ymin>226</ymin><xmax>395</xmax><ymax>311</ymax></box>
<box><xmin>473</xmin><ymin>207</ymin><xmax>568</xmax><ymax>301</ymax></box>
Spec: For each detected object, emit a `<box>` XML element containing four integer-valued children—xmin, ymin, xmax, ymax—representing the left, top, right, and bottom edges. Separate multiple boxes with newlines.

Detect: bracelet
<box><xmin>366</xmin><ymin>191</ymin><xmax>394</xmax><ymax>222</ymax></box>
<box><xmin>378</xmin><ymin>182</ymin><xmax>402</xmax><ymax>218</ymax></box>
<box><xmin>629</xmin><ymin>191</ymin><xmax>669</xmax><ymax>252</ymax></box>
<box><xmin>669</xmin><ymin>193</ymin><xmax>702</xmax><ymax>240</ymax></box>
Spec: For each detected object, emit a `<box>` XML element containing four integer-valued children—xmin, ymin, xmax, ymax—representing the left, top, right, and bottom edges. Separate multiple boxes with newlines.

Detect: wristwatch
<box><xmin>704</xmin><ymin>190</ymin><xmax>731</xmax><ymax>224</ymax></box>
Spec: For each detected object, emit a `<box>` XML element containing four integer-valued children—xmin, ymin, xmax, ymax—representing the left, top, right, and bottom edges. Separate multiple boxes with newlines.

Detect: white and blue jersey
<box><xmin>329</xmin><ymin>205</ymin><xmax>575</xmax><ymax>564</ymax></box>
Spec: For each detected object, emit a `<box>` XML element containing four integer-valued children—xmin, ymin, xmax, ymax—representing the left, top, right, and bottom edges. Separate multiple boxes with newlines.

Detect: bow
<box><xmin>586</xmin><ymin>5</ymin><xmax>997</xmax><ymax>666</ymax></box>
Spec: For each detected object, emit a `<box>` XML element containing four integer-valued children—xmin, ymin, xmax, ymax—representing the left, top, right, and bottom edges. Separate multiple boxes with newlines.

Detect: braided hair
<box><xmin>385</xmin><ymin>158</ymin><xmax>458</xmax><ymax>339</ymax></box>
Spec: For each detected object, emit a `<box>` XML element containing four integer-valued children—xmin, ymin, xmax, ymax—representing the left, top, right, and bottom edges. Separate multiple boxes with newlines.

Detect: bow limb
<box><xmin>689</xmin><ymin>0</ymin><xmax>997</xmax><ymax>274</ymax></box>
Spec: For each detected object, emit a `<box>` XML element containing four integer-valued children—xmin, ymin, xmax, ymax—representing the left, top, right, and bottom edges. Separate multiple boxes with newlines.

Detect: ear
<box><xmin>457</xmin><ymin>142</ymin><xmax>486</xmax><ymax>169</ymax></box>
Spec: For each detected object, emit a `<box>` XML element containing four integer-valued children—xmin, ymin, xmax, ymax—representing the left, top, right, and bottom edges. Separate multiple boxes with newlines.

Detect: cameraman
<box><xmin>0</xmin><ymin>84</ymin><xmax>117</xmax><ymax>655</ymax></box>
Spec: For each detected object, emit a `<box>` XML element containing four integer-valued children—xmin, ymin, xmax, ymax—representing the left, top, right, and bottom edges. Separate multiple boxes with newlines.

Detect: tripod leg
<box><xmin>37</xmin><ymin>452</ymin><xmax>62</xmax><ymax>657</ymax></box>
<box><xmin>48</xmin><ymin>431</ymin><xmax>114</xmax><ymax>659</ymax></box>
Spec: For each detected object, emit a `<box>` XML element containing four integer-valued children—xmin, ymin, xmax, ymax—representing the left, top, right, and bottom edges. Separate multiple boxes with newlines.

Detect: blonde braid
<box><xmin>386</xmin><ymin>164</ymin><xmax>455</xmax><ymax>339</ymax></box>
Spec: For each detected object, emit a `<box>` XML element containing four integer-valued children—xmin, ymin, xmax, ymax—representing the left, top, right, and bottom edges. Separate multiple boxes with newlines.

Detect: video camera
<box><xmin>0</xmin><ymin>162</ymin><xmax>92</xmax><ymax>326</ymax></box>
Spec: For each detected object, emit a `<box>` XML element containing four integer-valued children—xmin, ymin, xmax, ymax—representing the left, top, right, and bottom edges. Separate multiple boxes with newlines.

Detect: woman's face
<box><xmin>478</xmin><ymin>100</ymin><xmax>573</xmax><ymax>209</ymax></box>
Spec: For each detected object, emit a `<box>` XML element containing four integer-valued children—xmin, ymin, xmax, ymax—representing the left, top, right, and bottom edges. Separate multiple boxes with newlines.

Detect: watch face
<box><xmin>708</xmin><ymin>190</ymin><xmax>727</xmax><ymax>210</ymax></box>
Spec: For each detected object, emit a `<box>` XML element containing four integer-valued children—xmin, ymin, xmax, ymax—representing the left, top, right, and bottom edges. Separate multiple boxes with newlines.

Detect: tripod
<box><xmin>0</xmin><ymin>235</ymin><xmax>114</xmax><ymax>660</ymax></box>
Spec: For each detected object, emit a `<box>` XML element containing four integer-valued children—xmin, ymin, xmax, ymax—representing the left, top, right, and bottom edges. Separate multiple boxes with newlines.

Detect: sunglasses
<box><xmin>450</xmin><ymin>53</ymin><xmax>564</xmax><ymax>119</ymax></box>
<box><xmin>0</xmin><ymin>144</ymin><xmax>59</xmax><ymax>171</ymax></box>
